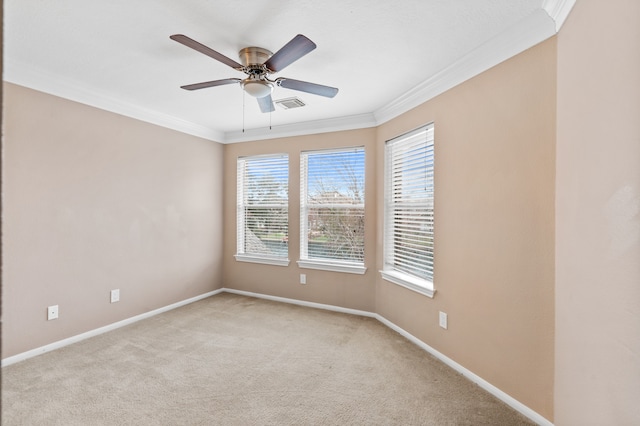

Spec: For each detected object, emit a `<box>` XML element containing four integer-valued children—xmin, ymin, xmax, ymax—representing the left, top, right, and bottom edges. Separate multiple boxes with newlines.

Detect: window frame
<box><xmin>298</xmin><ymin>147</ymin><xmax>367</xmax><ymax>275</ymax></box>
<box><xmin>381</xmin><ymin>124</ymin><xmax>435</xmax><ymax>297</ymax></box>
<box><xmin>235</xmin><ymin>153</ymin><xmax>290</xmax><ymax>267</ymax></box>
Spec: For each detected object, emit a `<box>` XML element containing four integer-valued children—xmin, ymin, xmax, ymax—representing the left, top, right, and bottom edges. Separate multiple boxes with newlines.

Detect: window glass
<box><xmin>300</xmin><ymin>148</ymin><xmax>365</xmax><ymax>265</ymax></box>
<box><xmin>383</xmin><ymin>124</ymin><xmax>434</xmax><ymax>295</ymax></box>
<box><xmin>236</xmin><ymin>154</ymin><xmax>289</xmax><ymax>263</ymax></box>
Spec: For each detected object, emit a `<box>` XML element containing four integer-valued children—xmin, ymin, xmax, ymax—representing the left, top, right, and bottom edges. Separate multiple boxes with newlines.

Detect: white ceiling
<box><xmin>4</xmin><ymin>1</ymin><xmax>574</xmax><ymax>143</ymax></box>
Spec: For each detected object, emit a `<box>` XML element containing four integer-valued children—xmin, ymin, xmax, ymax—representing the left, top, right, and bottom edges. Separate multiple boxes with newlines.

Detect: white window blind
<box><xmin>383</xmin><ymin>124</ymin><xmax>435</xmax><ymax>295</ymax></box>
<box><xmin>300</xmin><ymin>147</ymin><xmax>365</xmax><ymax>271</ymax></box>
<box><xmin>236</xmin><ymin>154</ymin><xmax>289</xmax><ymax>265</ymax></box>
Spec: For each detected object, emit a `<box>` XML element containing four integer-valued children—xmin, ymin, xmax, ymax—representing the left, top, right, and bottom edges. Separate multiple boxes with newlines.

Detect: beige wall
<box><xmin>555</xmin><ymin>1</ymin><xmax>640</xmax><ymax>424</ymax></box>
<box><xmin>375</xmin><ymin>39</ymin><xmax>557</xmax><ymax>420</ymax></box>
<box><xmin>222</xmin><ymin>129</ymin><xmax>377</xmax><ymax>312</ymax></box>
<box><xmin>2</xmin><ymin>83</ymin><xmax>224</xmax><ymax>357</ymax></box>
<box><xmin>221</xmin><ymin>39</ymin><xmax>557</xmax><ymax>419</ymax></box>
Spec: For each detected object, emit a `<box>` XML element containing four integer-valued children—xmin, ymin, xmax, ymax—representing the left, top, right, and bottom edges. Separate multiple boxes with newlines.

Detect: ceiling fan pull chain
<box><xmin>242</xmin><ymin>90</ymin><xmax>245</xmax><ymax>133</ymax></box>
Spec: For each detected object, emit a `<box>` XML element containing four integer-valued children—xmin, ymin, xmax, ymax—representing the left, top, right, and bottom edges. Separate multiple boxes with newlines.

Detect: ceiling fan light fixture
<box><xmin>242</xmin><ymin>80</ymin><xmax>274</xmax><ymax>98</ymax></box>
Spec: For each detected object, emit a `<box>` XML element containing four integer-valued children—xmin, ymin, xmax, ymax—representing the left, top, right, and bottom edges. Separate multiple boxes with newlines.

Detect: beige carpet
<box><xmin>2</xmin><ymin>293</ymin><xmax>535</xmax><ymax>425</ymax></box>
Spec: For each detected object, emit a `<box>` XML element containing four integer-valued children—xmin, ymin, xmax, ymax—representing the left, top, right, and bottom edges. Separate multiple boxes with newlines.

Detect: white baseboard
<box><xmin>1</xmin><ymin>289</ymin><xmax>224</xmax><ymax>367</ymax></box>
<box><xmin>222</xmin><ymin>288</ymin><xmax>377</xmax><ymax>319</ymax></box>
<box><xmin>2</xmin><ymin>287</ymin><xmax>552</xmax><ymax>426</ymax></box>
<box><xmin>374</xmin><ymin>315</ymin><xmax>554</xmax><ymax>426</ymax></box>
<box><xmin>221</xmin><ymin>288</ymin><xmax>553</xmax><ymax>426</ymax></box>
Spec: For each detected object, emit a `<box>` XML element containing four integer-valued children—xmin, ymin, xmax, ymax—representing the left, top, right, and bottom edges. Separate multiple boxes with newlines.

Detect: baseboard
<box><xmin>221</xmin><ymin>288</ymin><xmax>553</xmax><ymax>426</ymax></box>
<box><xmin>1</xmin><ymin>289</ymin><xmax>224</xmax><ymax>367</ymax></box>
<box><xmin>222</xmin><ymin>288</ymin><xmax>378</xmax><ymax>318</ymax></box>
<box><xmin>374</xmin><ymin>315</ymin><xmax>554</xmax><ymax>426</ymax></box>
<box><xmin>2</xmin><ymin>287</ymin><xmax>553</xmax><ymax>425</ymax></box>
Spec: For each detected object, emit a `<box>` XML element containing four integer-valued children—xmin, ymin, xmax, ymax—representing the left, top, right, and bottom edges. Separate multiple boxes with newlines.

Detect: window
<box><xmin>235</xmin><ymin>154</ymin><xmax>289</xmax><ymax>266</ymax></box>
<box><xmin>382</xmin><ymin>124</ymin><xmax>435</xmax><ymax>297</ymax></box>
<box><xmin>299</xmin><ymin>147</ymin><xmax>366</xmax><ymax>274</ymax></box>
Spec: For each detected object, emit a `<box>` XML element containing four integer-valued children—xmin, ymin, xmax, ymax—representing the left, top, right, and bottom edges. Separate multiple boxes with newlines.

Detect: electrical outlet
<box><xmin>439</xmin><ymin>311</ymin><xmax>448</xmax><ymax>329</ymax></box>
<box><xmin>300</xmin><ymin>274</ymin><xmax>306</xmax><ymax>284</ymax></box>
<box><xmin>110</xmin><ymin>289</ymin><xmax>120</xmax><ymax>303</ymax></box>
<box><xmin>47</xmin><ymin>305</ymin><xmax>59</xmax><ymax>321</ymax></box>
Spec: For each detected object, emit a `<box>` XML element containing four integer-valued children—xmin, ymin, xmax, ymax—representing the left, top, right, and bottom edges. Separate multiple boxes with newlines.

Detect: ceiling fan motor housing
<box><xmin>238</xmin><ymin>47</ymin><xmax>273</xmax><ymax>68</ymax></box>
<box><xmin>238</xmin><ymin>47</ymin><xmax>274</xmax><ymax>98</ymax></box>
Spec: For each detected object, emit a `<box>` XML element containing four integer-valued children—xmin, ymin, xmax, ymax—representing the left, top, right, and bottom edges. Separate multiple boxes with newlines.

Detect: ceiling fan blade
<box><xmin>263</xmin><ymin>34</ymin><xmax>316</xmax><ymax>73</ymax></box>
<box><xmin>278</xmin><ymin>78</ymin><xmax>339</xmax><ymax>98</ymax></box>
<box><xmin>257</xmin><ymin>94</ymin><xmax>275</xmax><ymax>113</ymax></box>
<box><xmin>170</xmin><ymin>34</ymin><xmax>244</xmax><ymax>70</ymax></box>
<box><xmin>180</xmin><ymin>78</ymin><xmax>241</xmax><ymax>91</ymax></box>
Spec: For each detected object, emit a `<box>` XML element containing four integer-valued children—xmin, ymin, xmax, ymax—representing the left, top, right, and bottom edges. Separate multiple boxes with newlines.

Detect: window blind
<box><xmin>384</xmin><ymin>124</ymin><xmax>434</xmax><ymax>286</ymax></box>
<box><xmin>300</xmin><ymin>148</ymin><xmax>365</xmax><ymax>264</ymax></box>
<box><xmin>237</xmin><ymin>154</ymin><xmax>289</xmax><ymax>260</ymax></box>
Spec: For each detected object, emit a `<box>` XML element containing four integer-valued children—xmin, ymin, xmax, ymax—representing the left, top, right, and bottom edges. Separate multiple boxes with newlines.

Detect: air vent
<box><xmin>275</xmin><ymin>97</ymin><xmax>306</xmax><ymax>110</ymax></box>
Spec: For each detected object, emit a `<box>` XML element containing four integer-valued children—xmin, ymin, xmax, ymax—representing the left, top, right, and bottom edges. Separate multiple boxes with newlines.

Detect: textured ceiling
<box><xmin>5</xmin><ymin>1</ymin><xmax>572</xmax><ymax>143</ymax></box>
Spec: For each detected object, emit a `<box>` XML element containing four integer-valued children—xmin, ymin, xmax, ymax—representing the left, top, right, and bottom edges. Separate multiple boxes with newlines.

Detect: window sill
<box><xmin>234</xmin><ymin>254</ymin><xmax>290</xmax><ymax>267</ymax></box>
<box><xmin>380</xmin><ymin>270</ymin><xmax>435</xmax><ymax>298</ymax></box>
<box><xmin>298</xmin><ymin>259</ymin><xmax>367</xmax><ymax>275</ymax></box>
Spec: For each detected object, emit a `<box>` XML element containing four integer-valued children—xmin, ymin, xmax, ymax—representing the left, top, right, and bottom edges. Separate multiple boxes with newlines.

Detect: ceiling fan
<box><xmin>170</xmin><ymin>34</ymin><xmax>339</xmax><ymax>113</ymax></box>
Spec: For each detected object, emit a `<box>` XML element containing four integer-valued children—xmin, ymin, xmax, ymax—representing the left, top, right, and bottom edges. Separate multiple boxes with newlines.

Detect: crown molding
<box><xmin>231</xmin><ymin>1</ymin><xmax>576</xmax><ymax>140</ymax></box>
<box><xmin>374</xmin><ymin>8</ymin><xmax>558</xmax><ymax>126</ymax></box>
<box><xmin>4</xmin><ymin>3</ymin><xmax>575</xmax><ymax>144</ymax></box>
<box><xmin>223</xmin><ymin>112</ymin><xmax>377</xmax><ymax>144</ymax></box>
<box><xmin>543</xmin><ymin>0</ymin><xmax>577</xmax><ymax>32</ymax></box>
<box><xmin>4</xmin><ymin>59</ymin><xmax>225</xmax><ymax>143</ymax></box>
